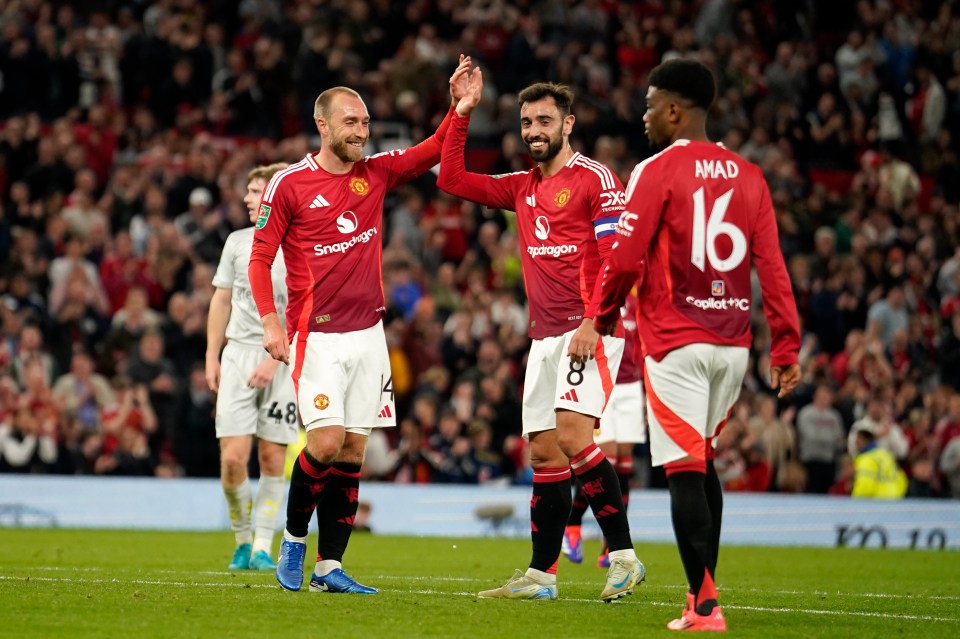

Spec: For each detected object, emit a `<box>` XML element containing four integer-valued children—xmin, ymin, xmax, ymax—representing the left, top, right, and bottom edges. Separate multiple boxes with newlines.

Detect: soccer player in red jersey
<box><xmin>594</xmin><ymin>59</ymin><xmax>802</xmax><ymax>632</ymax></box>
<box><xmin>249</xmin><ymin>56</ymin><xmax>473</xmax><ymax>594</ymax></box>
<box><xmin>438</xmin><ymin>67</ymin><xmax>644</xmax><ymax>602</ymax></box>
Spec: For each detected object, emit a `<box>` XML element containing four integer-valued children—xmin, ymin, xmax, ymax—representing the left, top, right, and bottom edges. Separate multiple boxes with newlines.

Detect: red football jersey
<box><xmin>250</xmin><ymin>109</ymin><xmax>452</xmax><ymax>338</ymax></box>
<box><xmin>596</xmin><ymin>140</ymin><xmax>800</xmax><ymax>367</ymax></box>
<box><xmin>617</xmin><ymin>288</ymin><xmax>642</xmax><ymax>384</ymax></box>
<box><xmin>438</xmin><ymin>114</ymin><xmax>626</xmax><ymax>339</ymax></box>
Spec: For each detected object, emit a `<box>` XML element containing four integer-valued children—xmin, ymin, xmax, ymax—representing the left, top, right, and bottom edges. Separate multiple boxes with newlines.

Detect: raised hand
<box><xmin>449</xmin><ymin>54</ymin><xmax>473</xmax><ymax>104</ymax></box>
<box><xmin>455</xmin><ymin>66</ymin><xmax>484</xmax><ymax>117</ymax></box>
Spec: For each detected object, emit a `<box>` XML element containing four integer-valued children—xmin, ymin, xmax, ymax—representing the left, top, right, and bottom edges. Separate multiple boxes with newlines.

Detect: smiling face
<box><xmin>519</xmin><ymin>97</ymin><xmax>572</xmax><ymax>163</ymax></box>
<box><xmin>318</xmin><ymin>93</ymin><xmax>370</xmax><ymax>164</ymax></box>
<box><xmin>243</xmin><ymin>177</ymin><xmax>268</xmax><ymax>225</ymax></box>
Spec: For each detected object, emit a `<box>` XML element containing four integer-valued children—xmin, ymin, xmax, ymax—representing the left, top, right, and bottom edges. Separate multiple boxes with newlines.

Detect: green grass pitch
<box><xmin>1</xmin><ymin>529</ymin><xmax>958</xmax><ymax>638</ymax></box>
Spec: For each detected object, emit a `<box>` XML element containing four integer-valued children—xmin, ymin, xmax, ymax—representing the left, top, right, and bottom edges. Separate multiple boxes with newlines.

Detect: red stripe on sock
<box><xmin>570</xmin><ymin>444</ymin><xmax>604</xmax><ymax>475</ymax></box>
<box><xmin>329</xmin><ymin>466</ymin><xmax>361</xmax><ymax>479</ymax></box>
<box><xmin>697</xmin><ymin>569</ymin><xmax>718</xmax><ymax>604</ymax></box>
<box><xmin>616</xmin><ymin>459</ymin><xmax>634</xmax><ymax>473</ymax></box>
<box><xmin>297</xmin><ymin>450</ymin><xmax>329</xmax><ymax>479</ymax></box>
<box><xmin>546</xmin><ymin>559</ymin><xmax>559</xmax><ymax>575</ymax></box>
<box><xmin>664</xmin><ymin>459</ymin><xmax>707</xmax><ymax>476</ymax></box>
<box><xmin>533</xmin><ymin>467</ymin><xmax>571</xmax><ymax>483</ymax></box>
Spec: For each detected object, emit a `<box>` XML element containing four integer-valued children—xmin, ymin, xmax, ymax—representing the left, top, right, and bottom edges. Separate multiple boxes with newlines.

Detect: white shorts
<box><xmin>290</xmin><ymin>321</ymin><xmax>395</xmax><ymax>433</ymax></box>
<box><xmin>595</xmin><ymin>380</ymin><xmax>647</xmax><ymax>445</ymax></box>
<box><xmin>521</xmin><ymin>329</ymin><xmax>623</xmax><ymax>436</ymax></box>
<box><xmin>215</xmin><ymin>342</ymin><xmax>299</xmax><ymax>444</ymax></box>
<box><xmin>644</xmin><ymin>343</ymin><xmax>748</xmax><ymax>467</ymax></box>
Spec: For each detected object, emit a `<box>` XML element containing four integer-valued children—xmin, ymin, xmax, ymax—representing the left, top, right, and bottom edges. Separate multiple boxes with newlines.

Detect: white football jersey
<box><xmin>213</xmin><ymin>227</ymin><xmax>288</xmax><ymax>346</ymax></box>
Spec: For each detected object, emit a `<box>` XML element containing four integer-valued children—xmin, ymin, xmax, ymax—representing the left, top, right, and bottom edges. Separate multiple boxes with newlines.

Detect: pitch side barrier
<box><xmin>1</xmin><ymin>476</ymin><xmax>957</xmax><ymax>550</ymax></box>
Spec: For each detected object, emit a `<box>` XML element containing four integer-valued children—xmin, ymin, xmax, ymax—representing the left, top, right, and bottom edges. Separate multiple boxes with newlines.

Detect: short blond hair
<box><xmin>247</xmin><ymin>162</ymin><xmax>287</xmax><ymax>183</ymax></box>
<box><xmin>313</xmin><ymin>86</ymin><xmax>362</xmax><ymax>121</ymax></box>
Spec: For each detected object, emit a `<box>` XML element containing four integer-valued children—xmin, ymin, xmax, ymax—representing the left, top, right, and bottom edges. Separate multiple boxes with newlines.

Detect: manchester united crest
<box><xmin>349</xmin><ymin>177</ymin><xmax>369</xmax><ymax>196</ymax></box>
<box><xmin>554</xmin><ymin>187</ymin><xmax>571</xmax><ymax>207</ymax></box>
<box><xmin>314</xmin><ymin>394</ymin><xmax>330</xmax><ymax>410</ymax></box>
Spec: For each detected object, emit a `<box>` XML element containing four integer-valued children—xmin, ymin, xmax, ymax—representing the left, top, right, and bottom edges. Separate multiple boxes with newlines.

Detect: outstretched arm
<box><xmin>437</xmin><ymin>66</ymin><xmax>518</xmax><ymax>210</ymax></box>
<box><xmin>378</xmin><ymin>56</ymin><xmax>474</xmax><ymax>188</ymax></box>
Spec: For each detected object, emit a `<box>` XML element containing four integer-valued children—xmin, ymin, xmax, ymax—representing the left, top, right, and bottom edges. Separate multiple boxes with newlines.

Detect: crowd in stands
<box><xmin>1</xmin><ymin>0</ymin><xmax>960</xmax><ymax>499</ymax></box>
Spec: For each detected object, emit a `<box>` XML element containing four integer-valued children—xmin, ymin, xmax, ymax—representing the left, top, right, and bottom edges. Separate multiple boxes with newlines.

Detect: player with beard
<box><xmin>249</xmin><ymin>56</ymin><xmax>473</xmax><ymax>594</ymax></box>
<box><xmin>595</xmin><ymin>59</ymin><xmax>801</xmax><ymax>631</ymax></box>
<box><xmin>438</xmin><ymin>67</ymin><xmax>644</xmax><ymax>602</ymax></box>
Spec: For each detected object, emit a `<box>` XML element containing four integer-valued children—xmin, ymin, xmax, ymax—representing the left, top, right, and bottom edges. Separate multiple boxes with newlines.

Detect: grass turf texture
<box><xmin>1</xmin><ymin>529</ymin><xmax>958</xmax><ymax>638</ymax></box>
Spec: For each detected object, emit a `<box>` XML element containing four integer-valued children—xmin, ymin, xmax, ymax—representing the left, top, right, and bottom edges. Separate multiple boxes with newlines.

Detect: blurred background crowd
<box><xmin>1</xmin><ymin>0</ymin><xmax>960</xmax><ymax>500</ymax></box>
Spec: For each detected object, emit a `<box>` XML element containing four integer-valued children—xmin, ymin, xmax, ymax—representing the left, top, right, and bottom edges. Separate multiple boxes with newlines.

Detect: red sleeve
<box><xmin>584</xmin><ymin>171</ymin><xmax>626</xmax><ymax>319</ymax></box>
<box><xmin>374</xmin><ymin>106</ymin><xmax>455</xmax><ymax>191</ymax></box>
<box><xmin>751</xmin><ymin>169</ymin><xmax>801</xmax><ymax>367</ymax></box>
<box><xmin>249</xmin><ymin>176</ymin><xmax>291</xmax><ymax>318</ymax></box>
<box><xmin>595</xmin><ymin>162</ymin><xmax>665</xmax><ymax>332</ymax></box>
<box><xmin>437</xmin><ymin>113</ymin><xmax>519</xmax><ymax>210</ymax></box>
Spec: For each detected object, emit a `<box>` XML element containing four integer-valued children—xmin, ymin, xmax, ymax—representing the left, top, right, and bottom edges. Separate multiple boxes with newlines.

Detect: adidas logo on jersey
<box><xmin>378</xmin><ymin>406</ymin><xmax>392</xmax><ymax>419</ymax></box>
<box><xmin>560</xmin><ymin>389</ymin><xmax>579</xmax><ymax>402</ymax></box>
<box><xmin>309</xmin><ymin>194</ymin><xmax>330</xmax><ymax>209</ymax></box>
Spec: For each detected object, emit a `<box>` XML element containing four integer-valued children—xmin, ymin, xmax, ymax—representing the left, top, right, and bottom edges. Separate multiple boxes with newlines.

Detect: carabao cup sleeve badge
<box><xmin>256</xmin><ymin>203</ymin><xmax>272</xmax><ymax>229</ymax></box>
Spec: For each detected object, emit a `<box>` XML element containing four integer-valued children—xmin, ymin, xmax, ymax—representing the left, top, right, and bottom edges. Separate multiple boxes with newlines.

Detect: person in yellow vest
<box><xmin>852</xmin><ymin>427</ymin><xmax>908</xmax><ymax>499</ymax></box>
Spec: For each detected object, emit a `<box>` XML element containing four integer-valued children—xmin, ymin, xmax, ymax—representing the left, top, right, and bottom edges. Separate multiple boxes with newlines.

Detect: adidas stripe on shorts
<box><xmin>290</xmin><ymin>320</ymin><xmax>396</xmax><ymax>433</ymax></box>
<box><xmin>521</xmin><ymin>327</ymin><xmax>624</xmax><ymax>437</ymax></box>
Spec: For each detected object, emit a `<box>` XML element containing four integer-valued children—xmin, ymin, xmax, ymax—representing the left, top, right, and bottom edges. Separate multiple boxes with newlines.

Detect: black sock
<box><xmin>315</xmin><ymin>462</ymin><xmax>361</xmax><ymax>563</ymax></box>
<box><xmin>286</xmin><ymin>450</ymin><xmax>330</xmax><ymax>538</ymax></box>
<box><xmin>705</xmin><ymin>461</ymin><xmax>723</xmax><ymax>577</ymax></box>
<box><xmin>530</xmin><ymin>467</ymin><xmax>572</xmax><ymax>573</ymax></box>
<box><xmin>566</xmin><ymin>477</ymin><xmax>588</xmax><ymax>526</ymax></box>
<box><xmin>667</xmin><ymin>469</ymin><xmax>718</xmax><ymax>615</ymax></box>
<box><xmin>571</xmin><ymin>444</ymin><xmax>632</xmax><ymax>551</ymax></box>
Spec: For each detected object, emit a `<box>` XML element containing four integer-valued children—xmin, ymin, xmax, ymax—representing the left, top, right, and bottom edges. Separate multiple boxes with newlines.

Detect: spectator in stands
<box><xmin>52</xmin><ymin>350</ymin><xmax>113</xmax><ymax>433</ymax></box>
<box><xmin>796</xmin><ymin>385</ymin><xmax>846</xmax><ymax>493</ymax></box>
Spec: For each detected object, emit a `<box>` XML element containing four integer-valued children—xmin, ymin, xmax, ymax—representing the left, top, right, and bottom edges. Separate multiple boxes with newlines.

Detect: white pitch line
<box><xmin>15</xmin><ymin>567</ymin><xmax>960</xmax><ymax>601</ymax></box>
<box><xmin>2</xmin><ymin>574</ymin><xmax>958</xmax><ymax>623</ymax></box>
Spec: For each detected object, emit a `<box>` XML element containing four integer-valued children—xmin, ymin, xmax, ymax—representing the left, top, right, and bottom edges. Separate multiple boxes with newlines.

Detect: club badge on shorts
<box><xmin>314</xmin><ymin>394</ymin><xmax>329</xmax><ymax>410</ymax></box>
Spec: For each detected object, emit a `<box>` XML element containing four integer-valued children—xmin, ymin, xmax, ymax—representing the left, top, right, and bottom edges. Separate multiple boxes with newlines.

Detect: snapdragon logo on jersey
<box><xmin>313</xmin><ymin>211</ymin><xmax>378</xmax><ymax>256</ymax></box>
<box><xmin>527</xmin><ymin>215</ymin><xmax>578</xmax><ymax>258</ymax></box>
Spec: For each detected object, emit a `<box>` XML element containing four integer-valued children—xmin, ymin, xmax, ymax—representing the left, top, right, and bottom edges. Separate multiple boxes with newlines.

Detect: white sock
<box><xmin>608</xmin><ymin>548</ymin><xmax>638</xmax><ymax>562</ymax></box>
<box><xmin>223</xmin><ymin>479</ymin><xmax>252</xmax><ymax>546</ymax></box>
<box><xmin>314</xmin><ymin>560</ymin><xmax>342</xmax><ymax>577</ymax></box>
<box><xmin>252</xmin><ymin>474</ymin><xmax>286</xmax><ymax>555</ymax></box>
<box><xmin>524</xmin><ymin>567</ymin><xmax>556</xmax><ymax>584</ymax></box>
<box><xmin>283</xmin><ymin>529</ymin><xmax>307</xmax><ymax>544</ymax></box>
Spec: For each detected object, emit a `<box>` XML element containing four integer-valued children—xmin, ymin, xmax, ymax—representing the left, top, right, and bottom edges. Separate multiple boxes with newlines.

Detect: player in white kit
<box><xmin>206</xmin><ymin>163</ymin><xmax>298</xmax><ymax>571</ymax></box>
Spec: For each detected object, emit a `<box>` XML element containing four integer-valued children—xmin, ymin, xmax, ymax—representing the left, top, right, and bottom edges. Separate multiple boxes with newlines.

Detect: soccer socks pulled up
<box><xmin>567</xmin><ymin>477</ymin><xmax>589</xmax><ymax>526</ymax></box>
<box><xmin>316</xmin><ymin>462</ymin><xmax>361</xmax><ymax>563</ymax></box>
<box><xmin>224</xmin><ymin>478</ymin><xmax>253</xmax><ymax>546</ymax></box>
<box><xmin>667</xmin><ymin>468</ymin><xmax>719</xmax><ymax>615</ymax></box>
<box><xmin>252</xmin><ymin>474</ymin><xmax>286</xmax><ymax>555</ymax></box>
<box><xmin>705</xmin><ymin>461</ymin><xmax>724</xmax><ymax>578</ymax></box>
<box><xmin>530</xmin><ymin>467</ymin><xmax>573</xmax><ymax>573</ymax></box>
<box><xmin>570</xmin><ymin>444</ymin><xmax>632</xmax><ymax>552</ymax></box>
<box><xmin>286</xmin><ymin>450</ymin><xmax>330</xmax><ymax>538</ymax></box>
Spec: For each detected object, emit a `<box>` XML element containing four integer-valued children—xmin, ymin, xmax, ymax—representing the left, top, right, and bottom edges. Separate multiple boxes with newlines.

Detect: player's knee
<box><xmin>305</xmin><ymin>438</ymin><xmax>340</xmax><ymax>464</ymax></box>
<box><xmin>220</xmin><ymin>452</ymin><xmax>247</xmax><ymax>477</ymax></box>
<box><xmin>257</xmin><ymin>446</ymin><xmax>286</xmax><ymax>475</ymax></box>
<box><xmin>555</xmin><ymin>428</ymin><xmax>591</xmax><ymax>458</ymax></box>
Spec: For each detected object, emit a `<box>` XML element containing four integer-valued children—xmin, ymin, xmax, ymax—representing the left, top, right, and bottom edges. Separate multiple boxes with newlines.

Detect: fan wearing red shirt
<box><xmin>249</xmin><ymin>56</ymin><xmax>473</xmax><ymax>595</ymax></box>
<box><xmin>438</xmin><ymin>68</ymin><xmax>644</xmax><ymax>603</ymax></box>
<box><xmin>594</xmin><ymin>60</ymin><xmax>802</xmax><ymax>633</ymax></box>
